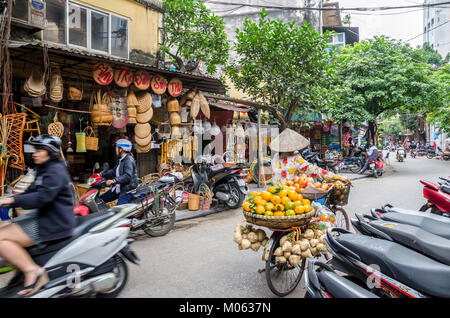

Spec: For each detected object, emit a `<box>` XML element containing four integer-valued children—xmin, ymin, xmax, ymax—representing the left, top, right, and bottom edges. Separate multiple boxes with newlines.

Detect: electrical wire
<box><xmin>403</xmin><ymin>19</ymin><xmax>449</xmax><ymax>42</ymax></box>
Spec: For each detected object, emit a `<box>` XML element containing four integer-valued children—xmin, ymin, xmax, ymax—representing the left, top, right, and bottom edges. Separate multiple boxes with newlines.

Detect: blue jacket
<box><xmin>102</xmin><ymin>154</ymin><xmax>138</xmax><ymax>195</ymax></box>
<box><xmin>13</xmin><ymin>159</ymin><xmax>75</xmax><ymax>242</ymax></box>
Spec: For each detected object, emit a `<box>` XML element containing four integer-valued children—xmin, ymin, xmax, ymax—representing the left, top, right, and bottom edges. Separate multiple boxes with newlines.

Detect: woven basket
<box><xmin>135</xmin><ymin>134</ymin><xmax>152</xmax><ymax>147</ymax></box>
<box><xmin>83</xmin><ymin>126</ymin><xmax>99</xmax><ymax>151</ymax></box>
<box><xmin>243</xmin><ymin>211</ymin><xmax>315</xmax><ymax>229</ymax></box>
<box><xmin>328</xmin><ymin>183</ymin><xmax>351</xmax><ymax>206</ymax></box>
<box><xmin>170</xmin><ymin>112</ymin><xmax>181</xmax><ymax>125</ymax></box>
<box><xmin>135</xmin><ymin>123</ymin><xmax>151</xmax><ymax>139</ymax></box>
<box><xmin>136</xmin><ymin>108</ymin><xmax>153</xmax><ymax>123</ymax></box>
<box><xmin>167</xmin><ymin>97</ymin><xmax>180</xmax><ymax>112</ymax></box>
<box><xmin>138</xmin><ymin>143</ymin><xmax>151</xmax><ymax>153</ymax></box>
<box><xmin>68</xmin><ymin>86</ymin><xmax>83</xmax><ymax>101</ymax></box>
<box><xmin>48</xmin><ymin>121</ymin><xmax>64</xmax><ymax>138</ymax></box>
<box><xmin>136</xmin><ymin>92</ymin><xmax>152</xmax><ymax>113</ymax></box>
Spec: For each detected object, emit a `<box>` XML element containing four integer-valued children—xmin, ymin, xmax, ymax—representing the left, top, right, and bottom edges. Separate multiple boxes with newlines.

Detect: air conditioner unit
<box><xmin>11</xmin><ymin>0</ymin><xmax>46</xmax><ymax>31</ymax></box>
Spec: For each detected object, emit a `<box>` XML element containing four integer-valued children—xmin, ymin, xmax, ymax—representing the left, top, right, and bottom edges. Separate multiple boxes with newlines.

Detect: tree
<box><xmin>427</xmin><ymin>64</ymin><xmax>450</xmax><ymax>133</ymax></box>
<box><xmin>226</xmin><ymin>9</ymin><xmax>337</xmax><ymax>130</ymax></box>
<box><xmin>161</xmin><ymin>0</ymin><xmax>229</xmax><ymax>74</ymax></box>
<box><xmin>327</xmin><ymin>36</ymin><xmax>436</xmax><ymax>141</ymax></box>
<box><xmin>417</xmin><ymin>42</ymin><xmax>450</xmax><ymax>67</ymax></box>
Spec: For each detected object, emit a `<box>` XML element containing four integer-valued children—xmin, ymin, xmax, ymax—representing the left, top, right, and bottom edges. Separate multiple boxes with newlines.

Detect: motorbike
<box><xmin>183</xmin><ymin>159</ymin><xmax>248</xmax><ymax>209</ymax></box>
<box><xmin>302</xmin><ymin>149</ymin><xmax>339</xmax><ymax>173</ymax></box>
<box><xmin>324</xmin><ymin>227</ymin><xmax>450</xmax><ymax>298</ymax></box>
<box><xmin>74</xmin><ymin>162</ymin><xmax>179</xmax><ymax>237</ymax></box>
<box><xmin>0</xmin><ymin>204</ymin><xmax>140</xmax><ymax>298</ymax></box>
<box><xmin>304</xmin><ymin>259</ymin><xmax>379</xmax><ymax>298</ymax></box>
<box><xmin>410</xmin><ymin>149</ymin><xmax>417</xmax><ymax>158</ymax></box>
<box><xmin>396</xmin><ymin>148</ymin><xmax>406</xmax><ymax>162</ymax></box>
<box><xmin>337</xmin><ymin>156</ymin><xmax>363</xmax><ymax>174</ymax></box>
<box><xmin>426</xmin><ymin>148</ymin><xmax>439</xmax><ymax>159</ymax></box>
<box><xmin>418</xmin><ymin>177</ymin><xmax>450</xmax><ymax>217</ymax></box>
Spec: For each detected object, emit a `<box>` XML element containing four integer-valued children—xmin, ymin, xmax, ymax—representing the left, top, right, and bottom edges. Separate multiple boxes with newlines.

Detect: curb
<box><xmin>175</xmin><ymin>206</ymin><xmax>229</xmax><ymax>222</ymax></box>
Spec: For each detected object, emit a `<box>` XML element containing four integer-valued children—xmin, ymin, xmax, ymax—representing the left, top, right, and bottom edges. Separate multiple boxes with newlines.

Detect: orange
<box><xmin>281</xmin><ymin>196</ymin><xmax>291</xmax><ymax>205</ymax></box>
<box><xmin>267</xmin><ymin>186</ymin><xmax>276</xmax><ymax>194</ymax></box>
<box><xmin>288</xmin><ymin>190</ymin><xmax>298</xmax><ymax>201</ymax></box>
<box><xmin>249</xmin><ymin>191</ymin><xmax>259</xmax><ymax>197</ymax></box>
<box><xmin>256</xmin><ymin>199</ymin><xmax>267</xmax><ymax>207</ymax></box>
<box><xmin>253</xmin><ymin>195</ymin><xmax>263</xmax><ymax>203</ymax></box>
<box><xmin>295</xmin><ymin>206</ymin><xmax>305</xmax><ymax>214</ymax></box>
<box><xmin>284</xmin><ymin>202</ymin><xmax>296</xmax><ymax>211</ymax></box>
<box><xmin>242</xmin><ymin>202</ymin><xmax>251</xmax><ymax>212</ymax></box>
<box><xmin>285</xmin><ymin>209</ymin><xmax>296</xmax><ymax>216</ymax></box>
<box><xmin>274</xmin><ymin>211</ymin><xmax>285</xmax><ymax>217</ymax></box>
<box><xmin>264</xmin><ymin>211</ymin><xmax>274</xmax><ymax>216</ymax></box>
<box><xmin>329</xmin><ymin>216</ymin><xmax>335</xmax><ymax>223</ymax></box>
<box><xmin>275</xmin><ymin>204</ymin><xmax>285</xmax><ymax>212</ymax></box>
<box><xmin>304</xmin><ymin>205</ymin><xmax>312</xmax><ymax>213</ymax></box>
<box><xmin>255</xmin><ymin>206</ymin><xmax>265</xmax><ymax>214</ymax></box>
<box><xmin>278</xmin><ymin>190</ymin><xmax>288</xmax><ymax>198</ymax></box>
<box><xmin>271</xmin><ymin>195</ymin><xmax>281</xmax><ymax>205</ymax></box>
<box><xmin>321</xmin><ymin>214</ymin><xmax>329</xmax><ymax>221</ymax></box>
<box><xmin>264</xmin><ymin>202</ymin><xmax>275</xmax><ymax>211</ymax></box>
<box><xmin>261</xmin><ymin>191</ymin><xmax>272</xmax><ymax>201</ymax></box>
<box><xmin>294</xmin><ymin>200</ymin><xmax>302</xmax><ymax>206</ymax></box>
<box><xmin>302</xmin><ymin>199</ymin><xmax>311</xmax><ymax>206</ymax></box>
<box><xmin>296</xmin><ymin>194</ymin><xmax>303</xmax><ymax>201</ymax></box>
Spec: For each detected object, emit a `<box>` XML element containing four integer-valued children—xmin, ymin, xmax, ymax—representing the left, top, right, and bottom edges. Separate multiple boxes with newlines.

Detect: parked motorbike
<box><xmin>337</xmin><ymin>156</ymin><xmax>363</xmax><ymax>174</ymax></box>
<box><xmin>324</xmin><ymin>227</ymin><xmax>450</xmax><ymax>298</ymax></box>
<box><xmin>396</xmin><ymin>148</ymin><xmax>406</xmax><ymax>162</ymax></box>
<box><xmin>411</xmin><ymin>149</ymin><xmax>417</xmax><ymax>158</ymax></box>
<box><xmin>418</xmin><ymin>177</ymin><xmax>450</xmax><ymax>217</ymax></box>
<box><xmin>0</xmin><ymin>205</ymin><xmax>140</xmax><ymax>298</ymax></box>
<box><xmin>74</xmin><ymin>163</ymin><xmax>179</xmax><ymax>237</ymax></box>
<box><xmin>302</xmin><ymin>149</ymin><xmax>339</xmax><ymax>173</ymax></box>
<box><xmin>183</xmin><ymin>159</ymin><xmax>248</xmax><ymax>209</ymax></box>
<box><xmin>426</xmin><ymin>148</ymin><xmax>438</xmax><ymax>159</ymax></box>
<box><xmin>304</xmin><ymin>259</ymin><xmax>379</xmax><ymax>298</ymax></box>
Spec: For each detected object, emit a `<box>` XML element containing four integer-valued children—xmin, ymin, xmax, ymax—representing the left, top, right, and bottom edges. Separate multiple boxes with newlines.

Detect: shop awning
<box><xmin>8</xmin><ymin>40</ymin><xmax>226</xmax><ymax>95</ymax></box>
<box><xmin>208</xmin><ymin>102</ymin><xmax>250</xmax><ymax>112</ymax></box>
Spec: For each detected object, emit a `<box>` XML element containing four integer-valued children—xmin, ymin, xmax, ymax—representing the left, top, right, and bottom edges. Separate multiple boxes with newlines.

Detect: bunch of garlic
<box><xmin>233</xmin><ymin>222</ymin><xmax>268</xmax><ymax>252</ymax></box>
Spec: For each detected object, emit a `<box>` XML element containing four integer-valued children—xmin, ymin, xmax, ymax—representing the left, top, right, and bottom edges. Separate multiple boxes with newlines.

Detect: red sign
<box><xmin>133</xmin><ymin>70</ymin><xmax>151</xmax><ymax>90</ymax></box>
<box><xmin>151</xmin><ymin>74</ymin><xmax>167</xmax><ymax>95</ymax></box>
<box><xmin>92</xmin><ymin>62</ymin><xmax>113</xmax><ymax>85</ymax></box>
<box><xmin>168</xmin><ymin>78</ymin><xmax>183</xmax><ymax>97</ymax></box>
<box><xmin>114</xmin><ymin>67</ymin><xmax>133</xmax><ymax>88</ymax></box>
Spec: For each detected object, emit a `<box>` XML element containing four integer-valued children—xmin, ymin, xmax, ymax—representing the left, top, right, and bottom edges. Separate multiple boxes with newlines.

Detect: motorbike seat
<box><xmin>369</xmin><ymin>220</ymin><xmax>450</xmax><ymax>265</ymax></box>
<box><xmin>337</xmin><ymin>233</ymin><xmax>450</xmax><ymax>298</ymax></box>
<box><xmin>317</xmin><ymin>270</ymin><xmax>379</xmax><ymax>298</ymax></box>
<box><xmin>380</xmin><ymin>211</ymin><xmax>450</xmax><ymax>240</ymax></box>
<box><xmin>27</xmin><ymin>211</ymin><xmax>115</xmax><ymax>257</ymax></box>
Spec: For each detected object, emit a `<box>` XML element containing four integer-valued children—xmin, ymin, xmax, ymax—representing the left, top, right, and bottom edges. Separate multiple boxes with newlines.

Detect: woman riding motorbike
<box><xmin>0</xmin><ymin>135</ymin><xmax>75</xmax><ymax>296</ymax></box>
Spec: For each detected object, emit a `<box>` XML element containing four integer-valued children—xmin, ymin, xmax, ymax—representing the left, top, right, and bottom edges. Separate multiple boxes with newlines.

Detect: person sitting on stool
<box><xmin>100</xmin><ymin>139</ymin><xmax>138</xmax><ymax>205</ymax></box>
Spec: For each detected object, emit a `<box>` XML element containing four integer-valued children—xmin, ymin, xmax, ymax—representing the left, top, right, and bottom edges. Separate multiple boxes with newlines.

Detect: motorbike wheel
<box><xmin>225</xmin><ymin>183</ymin><xmax>244</xmax><ymax>209</ymax></box>
<box><xmin>373</xmin><ymin>168</ymin><xmax>378</xmax><ymax>178</ymax></box>
<box><xmin>96</xmin><ymin>255</ymin><xmax>128</xmax><ymax>298</ymax></box>
<box><xmin>427</xmin><ymin>154</ymin><xmax>433</xmax><ymax>159</ymax></box>
<box><xmin>350</xmin><ymin>162</ymin><xmax>361</xmax><ymax>174</ymax></box>
<box><xmin>143</xmin><ymin>210</ymin><xmax>176</xmax><ymax>237</ymax></box>
<box><xmin>376</xmin><ymin>169</ymin><xmax>383</xmax><ymax>177</ymax></box>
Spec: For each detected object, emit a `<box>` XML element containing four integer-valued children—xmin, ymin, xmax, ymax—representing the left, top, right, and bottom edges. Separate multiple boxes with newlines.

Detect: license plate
<box><xmin>370</xmin><ymin>164</ymin><xmax>375</xmax><ymax>168</ymax></box>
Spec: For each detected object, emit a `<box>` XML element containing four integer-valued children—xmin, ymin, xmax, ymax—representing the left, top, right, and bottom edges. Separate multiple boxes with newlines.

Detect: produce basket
<box><xmin>301</xmin><ymin>183</ymin><xmax>333</xmax><ymax>201</ymax></box>
<box><xmin>243</xmin><ymin>211</ymin><xmax>316</xmax><ymax>229</ymax></box>
<box><xmin>328</xmin><ymin>182</ymin><xmax>351</xmax><ymax>206</ymax></box>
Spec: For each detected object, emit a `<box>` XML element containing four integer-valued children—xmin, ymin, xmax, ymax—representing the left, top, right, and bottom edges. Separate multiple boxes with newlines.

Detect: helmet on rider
<box><xmin>115</xmin><ymin>139</ymin><xmax>132</xmax><ymax>153</ymax></box>
<box><xmin>26</xmin><ymin>134</ymin><xmax>61</xmax><ymax>159</ymax></box>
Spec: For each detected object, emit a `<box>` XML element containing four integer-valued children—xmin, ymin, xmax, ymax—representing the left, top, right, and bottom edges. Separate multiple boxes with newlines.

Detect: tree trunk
<box><xmin>367</xmin><ymin>121</ymin><xmax>377</xmax><ymax>144</ymax></box>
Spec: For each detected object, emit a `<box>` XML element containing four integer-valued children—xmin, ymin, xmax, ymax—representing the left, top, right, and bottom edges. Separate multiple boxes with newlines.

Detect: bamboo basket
<box><xmin>243</xmin><ymin>211</ymin><xmax>315</xmax><ymax>229</ymax></box>
<box><xmin>83</xmin><ymin>126</ymin><xmax>99</xmax><ymax>151</ymax></box>
<box><xmin>188</xmin><ymin>193</ymin><xmax>200</xmax><ymax>211</ymax></box>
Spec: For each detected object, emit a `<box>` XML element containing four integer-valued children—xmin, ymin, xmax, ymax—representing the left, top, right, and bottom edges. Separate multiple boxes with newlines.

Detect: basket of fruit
<box><xmin>328</xmin><ymin>181</ymin><xmax>351</xmax><ymax>206</ymax></box>
<box><xmin>242</xmin><ymin>185</ymin><xmax>316</xmax><ymax>229</ymax></box>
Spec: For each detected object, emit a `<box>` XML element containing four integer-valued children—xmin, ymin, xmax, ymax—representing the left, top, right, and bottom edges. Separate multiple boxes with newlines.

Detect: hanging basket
<box><xmin>76</xmin><ymin>132</ymin><xmax>86</xmax><ymax>152</ymax></box>
<box><xmin>243</xmin><ymin>211</ymin><xmax>315</xmax><ymax>229</ymax></box>
<box><xmin>83</xmin><ymin>126</ymin><xmax>99</xmax><ymax>151</ymax></box>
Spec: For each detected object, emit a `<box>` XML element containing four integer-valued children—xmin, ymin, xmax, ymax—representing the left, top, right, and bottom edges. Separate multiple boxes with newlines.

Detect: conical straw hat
<box><xmin>269</xmin><ymin>128</ymin><xmax>309</xmax><ymax>152</ymax></box>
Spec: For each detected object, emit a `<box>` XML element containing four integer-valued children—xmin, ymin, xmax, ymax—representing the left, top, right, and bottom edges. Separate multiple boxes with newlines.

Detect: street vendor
<box><xmin>270</xmin><ymin>128</ymin><xmax>351</xmax><ymax>185</ymax></box>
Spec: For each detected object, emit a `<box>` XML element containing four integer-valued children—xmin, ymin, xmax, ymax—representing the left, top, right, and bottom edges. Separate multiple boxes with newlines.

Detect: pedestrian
<box><xmin>100</xmin><ymin>139</ymin><xmax>138</xmax><ymax>205</ymax></box>
<box><xmin>0</xmin><ymin>135</ymin><xmax>75</xmax><ymax>296</ymax></box>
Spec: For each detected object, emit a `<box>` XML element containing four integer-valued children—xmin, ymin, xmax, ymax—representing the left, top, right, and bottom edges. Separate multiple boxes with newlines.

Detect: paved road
<box><xmin>119</xmin><ymin>155</ymin><xmax>448</xmax><ymax>298</ymax></box>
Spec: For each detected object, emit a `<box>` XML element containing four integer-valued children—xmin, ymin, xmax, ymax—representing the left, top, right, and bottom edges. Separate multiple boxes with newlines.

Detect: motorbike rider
<box><xmin>0</xmin><ymin>135</ymin><xmax>75</xmax><ymax>297</ymax></box>
<box><xmin>359</xmin><ymin>143</ymin><xmax>379</xmax><ymax>174</ymax></box>
<box><xmin>100</xmin><ymin>138</ymin><xmax>138</xmax><ymax>205</ymax></box>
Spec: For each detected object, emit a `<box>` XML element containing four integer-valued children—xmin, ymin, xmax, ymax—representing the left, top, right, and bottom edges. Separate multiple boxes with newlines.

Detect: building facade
<box><xmin>423</xmin><ymin>0</ymin><xmax>450</xmax><ymax>59</ymax></box>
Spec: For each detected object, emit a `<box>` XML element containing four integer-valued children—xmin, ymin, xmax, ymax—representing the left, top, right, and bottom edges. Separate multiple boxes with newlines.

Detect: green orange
<box><xmin>264</xmin><ymin>202</ymin><xmax>275</xmax><ymax>211</ymax></box>
<box><xmin>255</xmin><ymin>206</ymin><xmax>265</xmax><ymax>214</ymax></box>
<box><xmin>284</xmin><ymin>202</ymin><xmax>296</xmax><ymax>211</ymax></box>
<box><xmin>285</xmin><ymin>209</ymin><xmax>296</xmax><ymax>216</ymax></box>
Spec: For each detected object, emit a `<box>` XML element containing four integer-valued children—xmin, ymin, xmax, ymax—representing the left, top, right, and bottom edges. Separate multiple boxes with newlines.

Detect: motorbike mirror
<box><xmin>93</xmin><ymin>162</ymin><xmax>100</xmax><ymax>173</ymax></box>
<box><xmin>103</xmin><ymin>163</ymin><xmax>109</xmax><ymax>172</ymax></box>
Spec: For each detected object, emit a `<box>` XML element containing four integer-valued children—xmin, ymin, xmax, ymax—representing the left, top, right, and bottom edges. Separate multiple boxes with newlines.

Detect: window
<box><xmin>328</xmin><ymin>32</ymin><xmax>345</xmax><ymax>51</ymax></box>
<box><xmin>44</xmin><ymin>0</ymin><xmax>66</xmax><ymax>44</ymax></box>
<box><xmin>68</xmin><ymin>3</ymin><xmax>87</xmax><ymax>47</ymax></box>
<box><xmin>111</xmin><ymin>15</ymin><xmax>129</xmax><ymax>59</ymax></box>
<box><xmin>43</xmin><ymin>1</ymin><xmax>129</xmax><ymax>59</ymax></box>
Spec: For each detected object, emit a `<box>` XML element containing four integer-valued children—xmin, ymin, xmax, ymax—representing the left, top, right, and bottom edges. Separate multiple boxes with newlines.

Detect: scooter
<box><xmin>0</xmin><ymin>204</ymin><xmax>140</xmax><ymax>298</ymax></box>
<box><xmin>396</xmin><ymin>148</ymin><xmax>406</xmax><ymax>162</ymax></box>
<box><xmin>338</xmin><ymin>156</ymin><xmax>363</xmax><ymax>174</ymax></box>
<box><xmin>304</xmin><ymin>259</ymin><xmax>379</xmax><ymax>298</ymax></box>
<box><xmin>324</xmin><ymin>227</ymin><xmax>450</xmax><ymax>298</ymax></box>
<box><xmin>183</xmin><ymin>159</ymin><xmax>248</xmax><ymax>209</ymax></box>
<box><xmin>418</xmin><ymin>177</ymin><xmax>450</xmax><ymax>217</ymax></box>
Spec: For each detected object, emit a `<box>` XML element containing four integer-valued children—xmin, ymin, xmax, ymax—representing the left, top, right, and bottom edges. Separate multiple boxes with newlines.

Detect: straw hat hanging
<box><xmin>24</xmin><ymin>69</ymin><xmax>46</xmax><ymax>97</ymax></box>
<box><xmin>269</xmin><ymin>128</ymin><xmax>310</xmax><ymax>153</ymax></box>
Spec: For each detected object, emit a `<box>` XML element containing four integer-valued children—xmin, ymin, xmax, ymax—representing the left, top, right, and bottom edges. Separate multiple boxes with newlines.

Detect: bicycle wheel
<box><xmin>265</xmin><ymin>231</ymin><xmax>306</xmax><ymax>297</ymax></box>
<box><xmin>331</xmin><ymin>207</ymin><xmax>350</xmax><ymax>230</ymax></box>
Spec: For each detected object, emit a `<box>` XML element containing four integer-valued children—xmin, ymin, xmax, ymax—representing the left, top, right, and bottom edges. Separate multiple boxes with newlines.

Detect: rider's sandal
<box><xmin>18</xmin><ymin>268</ymin><xmax>49</xmax><ymax>297</ymax></box>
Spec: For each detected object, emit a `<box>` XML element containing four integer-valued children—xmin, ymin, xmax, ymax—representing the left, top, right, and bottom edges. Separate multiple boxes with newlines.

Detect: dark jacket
<box><xmin>102</xmin><ymin>154</ymin><xmax>138</xmax><ymax>195</ymax></box>
<box><xmin>13</xmin><ymin>159</ymin><xmax>75</xmax><ymax>242</ymax></box>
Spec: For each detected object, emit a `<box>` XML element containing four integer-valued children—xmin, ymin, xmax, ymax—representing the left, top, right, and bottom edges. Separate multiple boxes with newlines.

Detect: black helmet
<box><xmin>26</xmin><ymin>134</ymin><xmax>61</xmax><ymax>156</ymax></box>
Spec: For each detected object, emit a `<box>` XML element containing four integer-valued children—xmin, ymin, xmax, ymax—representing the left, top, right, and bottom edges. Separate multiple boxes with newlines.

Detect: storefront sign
<box><xmin>151</xmin><ymin>74</ymin><xmax>167</xmax><ymax>95</ymax></box>
<box><xmin>92</xmin><ymin>62</ymin><xmax>113</xmax><ymax>85</ymax></box>
<box><xmin>114</xmin><ymin>67</ymin><xmax>133</xmax><ymax>88</ymax></box>
<box><xmin>168</xmin><ymin>78</ymin><xmax>183</xmax><ymax>97</ymax></box>
<box><xmin>133</xmin><ymin>70</ymin><xmax>151</xmax><ymax>90</ymax></box>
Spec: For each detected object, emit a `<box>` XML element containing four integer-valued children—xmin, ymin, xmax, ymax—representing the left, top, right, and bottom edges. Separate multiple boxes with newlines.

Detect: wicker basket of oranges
<box><xmin>242</xmin><ymin>185</ymin><xmax>316</xmax><ymax>229</ymax></box>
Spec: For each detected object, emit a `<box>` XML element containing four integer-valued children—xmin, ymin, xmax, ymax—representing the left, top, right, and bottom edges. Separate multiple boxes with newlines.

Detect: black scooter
<box><xmin>183</xmin><ymin>160</ymin><xmax>248</xmax><ymax>209</ymax></box>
